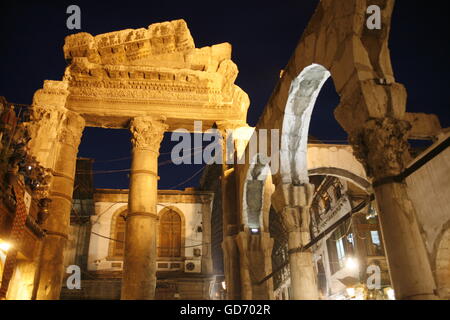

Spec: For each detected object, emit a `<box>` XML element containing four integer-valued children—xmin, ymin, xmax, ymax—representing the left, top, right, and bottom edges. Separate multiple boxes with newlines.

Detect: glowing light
<box><xmin>251</xmin><ymin>228</ymin><xmax>259</xmax><ymax>234</ymax></box>
<box><xmin>221</xmin><ymin>281</ymin><xmax>227</xmax><ymax>290</ymax></box>
<box><xmin>346</xmin><ymin>287</ymin><xmax>356</xmax><ymax>298</ymax></box>
<box><xmin>386</xmin><ymin>288</ymin><xmax>395</xmax><ymax>300</ymax></box>
<box><xmin>345</xmin><ymin>257</ymin><xmax>359</xmax><ymax>270</ymax></box>
<box><xmin>27</xmin><ymin>166</ymin><xmax>32</xmax><ymax>170</ymax></box>
<box><xmin>0</xmin><ymin>241</ymin><xmax>11</xmax><ymax>252</ymax></box>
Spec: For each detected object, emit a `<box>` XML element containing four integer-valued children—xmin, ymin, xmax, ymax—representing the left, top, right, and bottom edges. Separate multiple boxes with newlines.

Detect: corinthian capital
<box><xmin>130</xmin><ymin>116</ymin><xmax>168</xmax><ymax>151</ymax></box>
<box><xmin>215</xmin><ymin>120</ymin><xmax>248</xmax><ymax>137</ymax></box>
<box><xmin>57</xmin><ymin>111</ymin><xmax>85</xmax><ymax>148</ymax></box>
<box><xmin>271</xmin><ymin>183</ymin><xmax>315</xmax><ymax>234</ymax></box>
<box><xmin>349</xmin><ymin>117</ymin><xmax>411</xmax><ymax>180</ymax></box>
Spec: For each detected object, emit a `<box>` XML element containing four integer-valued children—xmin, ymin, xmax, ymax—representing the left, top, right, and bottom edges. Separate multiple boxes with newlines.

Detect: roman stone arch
<box><xmin>306</xmin><ymin>144</ymin><xmax>371</xmax><ymax>191</ymax></box>
<box><xmin>157</xmin><ymin>206</ymin><xmax>186</xmax><ymax>258</ymax></box>
<box><xmin>308</xmin><ymin>167</ymin><xmax>371</xmax><ymax>192</ymax></box>
<box><xmin>280</xmin><ymin>63</ymin><xmax>331</xmax><ymax>185</ymax></box>
<box><xmin>233</xmin><ymin>1</ymin><xmax>439</xmax><ymax>300</ymax></box>
<box><xmin>241</xmin><ymin>155</ymin><xmax>274</xmax><ymax>232</ymax></box>
<box><xmin>435</xmin><ymin>225</ymin><xmax>450</xmax><ymax>299</ymax></box>
<box><xmin>250</xmin><ymin>0</ymin><xmax>401</xmax><ymax>189</ymax></box>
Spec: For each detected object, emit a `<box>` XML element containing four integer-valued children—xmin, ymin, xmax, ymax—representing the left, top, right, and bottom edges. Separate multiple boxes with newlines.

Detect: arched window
<box><xmin>108</xmin><ymin>208</ymin><xmax>126</xmax><ymax>259</ymax></box>
<box><xmin>158</xmin><ymin>209</ymin><xmax>182</xmax><ymax>257</ymax></box>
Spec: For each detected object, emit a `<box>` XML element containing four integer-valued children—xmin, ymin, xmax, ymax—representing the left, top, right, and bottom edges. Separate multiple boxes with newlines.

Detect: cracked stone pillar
<box><xmin>121</xmin><ymin>116</ymin><xmax>167</xmax><ymax>300</ymax></box>
<box><xmin>235</xmin><ymin>230</ymin><xmax>274</xmax><ymax>300</ymax></box>
<box><xmin>36</xmin><ymin>111</ymin><xmax>85</xmax><ymax>300</ymax></box>
<box><xmin>222</xmin><ymin>235</ymin><xmax>241</xmax><ymax>300</ymax></box>
<box><xmin>215</xmin><ymin>121</ymin><xmax>249</xmax><ymax>300</ymax></box>
<box><xmin>350</xmin><ymin>117</ymin><xmax>438</xmax><ymax>300</ymax></box>
<box><xmin>272</xmin><ymin>183</ymin><xmax>318</xmax><ymax>300</ymax></box>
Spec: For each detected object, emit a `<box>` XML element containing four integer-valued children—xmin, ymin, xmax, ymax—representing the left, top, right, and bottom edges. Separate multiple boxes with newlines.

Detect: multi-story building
<box><xmin>309</xmin><ymin>175</ymin><xmax>392</xmax><ymax>300</ymax></box>
<box><xmin>0</xmin><ymin>98</ymin><xmax>50</xmax><ymax>300</ymax></box>
<box><xmin>272</xmin><ymin>170</ymin><xmax>393</xmax><ymax>300</ymax></box>
<box><xmin>60</xmin><ymin>159</ymin><xmax>216</xmax><ymax>300</ymax></box>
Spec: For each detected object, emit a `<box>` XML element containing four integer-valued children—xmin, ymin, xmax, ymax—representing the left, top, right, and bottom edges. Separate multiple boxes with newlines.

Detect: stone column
<box><xmin>215</xmin><ymin>121</ymin><xmax>248</xmax><ymax>300</ymax></box>
<box><xmin>222</xmin><ymin>235</ymin><xmax>241</xmax><ymax>300</ymax></box>
<box><xmin>272</xmin><ymin>183</ymin><xmax>318</xmax><ymax>300</ymax></box>
<box><xmin>36</xmin><ymin>111</ymin><xmax>85</xmax><ymax>300</ymax></box>
<box><xmin>235</xmin><ymin>230</ymin><xmax>274</xmax><ymax>300</ymax></box>
<box><xmin>350</xmin><ymin>117</ymin><xmax>438</xmax><ymax>300</ymax></box>
<box><xmin>121</xmin><ymin>116</ymin><xmax>167</xmax><ymax>300</ymax></box>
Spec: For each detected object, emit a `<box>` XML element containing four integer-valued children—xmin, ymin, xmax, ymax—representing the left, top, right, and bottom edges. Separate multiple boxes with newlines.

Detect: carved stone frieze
<box><xmin>64</xmin><ymin>20</ymin><xmax>195</xmax><ymax>65</ymax></box>
<box><xmin>29</xmin><ymin>21</ymin><xmax>249</xmax><ymax>130</ymax></box>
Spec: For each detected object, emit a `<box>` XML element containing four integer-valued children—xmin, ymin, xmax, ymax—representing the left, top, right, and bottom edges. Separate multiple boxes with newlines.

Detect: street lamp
<box><xmin>385</xmin><ymin>287</ymin><xmax>395</xmax><ymax>300</ymax></box>
<box><xmin>0</xmin><ymin>241</ymin><xmax>11</xmax><ymax>253</ymax></box>
<box><xmin>346</xmin><ymin>287</ymin><xmax>356</xmax><ymax>298</ymax></box>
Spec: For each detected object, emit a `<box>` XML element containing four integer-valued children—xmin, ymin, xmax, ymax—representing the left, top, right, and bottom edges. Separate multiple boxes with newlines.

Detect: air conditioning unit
<box><xmin>184</xmin><ymin>260</ymin><xmax>201</xmax><ymax>273</ymax></box>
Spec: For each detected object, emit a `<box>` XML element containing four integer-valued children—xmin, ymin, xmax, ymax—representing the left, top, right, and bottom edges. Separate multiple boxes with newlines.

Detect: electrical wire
<box><xmin>91</xmin><ymin>202</ymin><xmax>123</xmax><ymax>226</ymax></box>
<box><xmin>166</xmin><ymin>165</ymin><xmax>206</xmax><ymax>190</ymax></box>
<box><xmin>75</xmin><ymin>138</ymin><xmax>349</xmax><ymax>176</ymax></box>
<box><xmin>329</xmin><ymin>218</ymin><xmax>354</xmax><ymax>242</ymax></box>
<box><xmin>74</xmin><ymin>146</ymin><xmax>206</xmax><ymax>175</ymax></box>
<box><xmin>91</xmin><ymin>145</ymin><xmax>206</xmax><ymax>163</ymax></box>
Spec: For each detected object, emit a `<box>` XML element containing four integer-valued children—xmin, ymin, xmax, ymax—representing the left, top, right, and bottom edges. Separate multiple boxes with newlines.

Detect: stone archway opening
<box><xmin>275</xmin><ymin>63</ymin><xmax>366</xmax><ymax>300</ymax></box>
<box><xmin>309</xmin><ymin>77</ymin><xmax>346</xmax><ymax>143</ymax></box>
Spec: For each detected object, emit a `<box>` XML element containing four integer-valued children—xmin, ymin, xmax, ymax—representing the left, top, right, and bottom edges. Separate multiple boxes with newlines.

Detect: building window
<box><xmin>327</xmin><ymin>221</ymin><xmax>354</xmax><ymax>274</ymax></box>
<box><xmin>365</xmin><ymin>229</ymin><xmax>383</xmax><ymax>256</ymax></box>
<box><xmin>108</xmin><ymin>209</ymin><xmax>126</xmax><ymax>259</ymax></box>
<box><xmin>331</xmin><ymin>179</ymin><xmax>343</xmax><ymax>201</ymax></box>
<box><xmin>319</xmin><ymin>192</ymin><xmax>332</xmax><ymax>213</ymax></box>
<box><xmin>356</xmin><ymin>221</ymin><xmax>384</xmax><ymax>257</ymax></box>
<box><xmin>158</xmin><ymin>209</ymin><xmax>182</xmax><ymax>258</ymax></box>
<box><xmin>336</xmin><ymin>238</ymin><xmax>346</xmax><ymax>267</ymax></box>
<box><xmin>370</xmin><ymin>231</ymin><xmax>381</xmax><ymax>246</ymax></box>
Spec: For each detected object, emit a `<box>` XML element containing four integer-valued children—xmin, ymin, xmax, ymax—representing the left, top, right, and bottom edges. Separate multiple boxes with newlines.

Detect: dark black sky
<box><xmin>1</xmin><ymin>1</ymin><xmax>449</xmax><ymax>190</ymax></box>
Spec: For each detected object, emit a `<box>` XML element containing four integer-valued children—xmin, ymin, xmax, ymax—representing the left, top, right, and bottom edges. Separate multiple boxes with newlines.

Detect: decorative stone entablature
<box><xmin>55</xmin><ymin>19</ymin><xmax>249</xmax><ymax>130</ymax></box>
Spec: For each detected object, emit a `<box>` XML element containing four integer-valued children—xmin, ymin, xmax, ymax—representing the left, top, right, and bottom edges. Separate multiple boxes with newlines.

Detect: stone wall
<box><xmin>83</xmin><ymin>189</ymin><xmax>213</xmax><ymax>274</ymax></box>
<box><xmin>405</xmin><ymin>132</ymin><xmax>450</xmax><ymax>298</ymax></box>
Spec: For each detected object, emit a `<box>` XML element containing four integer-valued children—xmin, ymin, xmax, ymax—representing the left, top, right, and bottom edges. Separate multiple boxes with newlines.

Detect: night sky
<box><xmin>1</xmin><ymin>1</ymin><xmax>449</xmax><ymax>190</ymax></box>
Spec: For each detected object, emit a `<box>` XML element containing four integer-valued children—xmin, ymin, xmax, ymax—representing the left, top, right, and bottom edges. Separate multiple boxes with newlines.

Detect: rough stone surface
<box><xmin>59</xmin><ymin>19</ymin><xmax>249</xmax><ymax>131</ymax></box>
